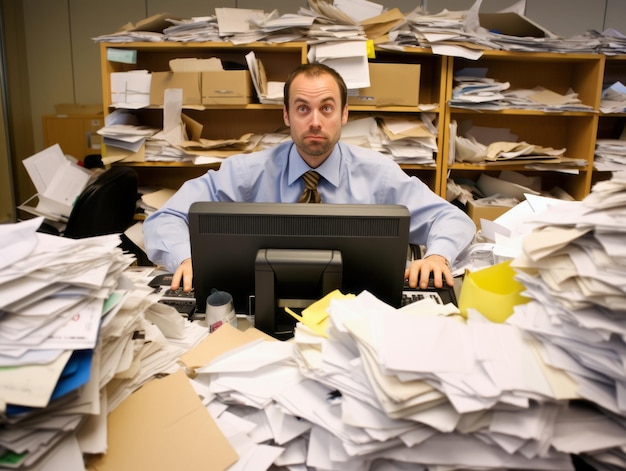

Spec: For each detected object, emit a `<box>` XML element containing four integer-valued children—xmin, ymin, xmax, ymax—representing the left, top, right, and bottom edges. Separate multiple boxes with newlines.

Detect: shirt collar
<box><xmin>287</xmin><ymin>143</ymin><xmax>341</xmax><ymax>188</ymax></box>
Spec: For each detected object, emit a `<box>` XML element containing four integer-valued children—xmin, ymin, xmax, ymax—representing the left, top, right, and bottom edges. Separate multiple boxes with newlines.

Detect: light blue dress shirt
<box><xmin>143</xmin><ymin>141</ymin><xmax>475</xmax><ymax>272</ymax></box>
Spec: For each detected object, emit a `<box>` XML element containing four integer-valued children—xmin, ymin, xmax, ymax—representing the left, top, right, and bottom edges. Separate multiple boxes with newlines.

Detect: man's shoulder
<box><xmin>340</xmin><ymin>142</ymin><xmax>394</xmax><ymax>166</ymax></box>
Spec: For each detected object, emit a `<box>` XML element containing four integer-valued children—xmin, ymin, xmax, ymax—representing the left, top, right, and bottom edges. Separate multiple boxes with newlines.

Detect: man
<box><xmin>143</xmin><ymin>63</ymin><xmax>475</xmax><ymax>295</ymax></box>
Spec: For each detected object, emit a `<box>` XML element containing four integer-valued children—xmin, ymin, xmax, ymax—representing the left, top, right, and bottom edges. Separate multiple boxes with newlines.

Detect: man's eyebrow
<box><xmin>293</xmin><ymin>95</ymin><xmax>337</xmax><ymax>106</ymax></box>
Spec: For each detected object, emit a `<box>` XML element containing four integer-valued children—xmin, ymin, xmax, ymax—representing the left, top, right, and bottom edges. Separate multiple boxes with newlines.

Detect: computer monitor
<box><xmin>189</xmin><ymin>202</ymin><xmax>410</xmax><ymax>339</ymax></box>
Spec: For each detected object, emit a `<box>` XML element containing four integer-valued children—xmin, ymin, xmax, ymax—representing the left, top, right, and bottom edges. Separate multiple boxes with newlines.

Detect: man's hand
<box><xmin>171</xmin><ymin>258</ymin><xmax>194</xmax><ymax>292</ymax></box>
<box><xmin>404</xmin><ymin>254</ymin><xmax>452</xmax><ymax>289</ymax></box>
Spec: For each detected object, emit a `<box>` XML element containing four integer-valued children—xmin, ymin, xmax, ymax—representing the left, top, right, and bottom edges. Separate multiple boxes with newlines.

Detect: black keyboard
<box><xmin>401</xmin><ymin>275</ymin><xmax>457</xmax><ymax>307</ymax></box>
<box><xmin>149</xmin><ymin>274</ymin><xmax>197</xmax><ymax>318</ymax></box>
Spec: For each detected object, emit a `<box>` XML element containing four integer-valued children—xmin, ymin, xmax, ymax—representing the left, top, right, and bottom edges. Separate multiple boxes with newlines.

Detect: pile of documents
<box><xmin>384</xmin><ymin>6</ymin><xmax>495</xmax><ymax>60</ymax></box>
<box><xmin>381</xmin><ymin>0</ymin><xmax>597</xmax><ymax>57</ymax></box>
<box><xmin>214</xmin><ymin>8</ymin><xmax>313</xmax><ymax>45</ymax></box>
<box><xmin>508</xmin><ymin>170</ymin><xmax>626</xmax><ymax>469</ymax></box>
<box><xmin>18</xmin><ymin>144</ymin><xmax>92</xmax><ymax>224</ymax></box>
<box><xmin>185</xmin><ymin>283</ymin><xmax>626</xmax><ymax>470</ymax></box>
<box><xmin>341</xmin><ymin>115</ymin><xmax>437</xmax><ymax>165</ymax></box>
<box><xmin>452</xmin><ymin>135</ymin><xmax>568</xmax><ymax>166</ymax></box>
<box><xmin>595</xmin><ymin>138</ymin><xmax>626</xmax><ymax>172</ymax></box>
<box><xmin>174</xmin><ymin>175</ymin><xmax>626</xmax><ymax>469</ymax></box>
<box><xmin>162</xmin><ymin>16</ymin><xmax>222</xmax><ymax>42</ymax></box>
<box><xmin>595</xmin><ymin>82</ymin><xmax>626</xmax><ymax>171</ymax></box>
<box><xmin>0</xmin><ymin>218</ymin><xmax>208</xmax><ymax>469</ymax></box>
<box><xmin>0</xmin><ymin>218</ymin><xmax>133</xmax><ymax>468</ymax></box>
<box><xmin>451</xmin><ymin>72</ymin><xmax>593</xmax><ymax>112</ymax></box>
<box><xmin>584</xmin><ymin>28</ymin><xmax>626</xmax><ymax>55</ymax></box>
<box><xmin>245</xmin><ymin>51</ymin><xmax>285</xmax><ymax>105</ymax></box>
<box><xmin>90</xmin><ymin>1</ymin><xmax>624</xmax><ymax>59</ymax></box>
<box><xmin>449</xmin><ymin>122</ymin><xmax>571</xmax><ymax>167</ymax></box>
<box><xmin>600</xmin><ymin>81</ymin><xmax>626</xmax><ymax>114</ymax></box>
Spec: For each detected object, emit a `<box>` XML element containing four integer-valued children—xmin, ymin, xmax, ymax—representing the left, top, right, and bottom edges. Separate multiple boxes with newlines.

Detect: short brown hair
<box><xmin>283</xmin><ymin>63</ymin><xmax>348</xmax><ymax>111</ymax></box>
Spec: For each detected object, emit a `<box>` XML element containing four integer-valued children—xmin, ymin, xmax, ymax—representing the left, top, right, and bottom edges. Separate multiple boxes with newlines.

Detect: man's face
<box><xmin>283</xmin><ymin>72</ymin><xmax>348</xmax><ymax>168</ymax></box>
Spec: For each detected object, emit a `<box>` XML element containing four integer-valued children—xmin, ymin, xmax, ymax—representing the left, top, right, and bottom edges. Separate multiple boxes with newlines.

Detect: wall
<box><xmin>4</xmin><ymin>0</ymin><xmax>626</xmax><ymax>212</ymax></box>
<box><xmin>0</xmin><ymin>53</ymin><xmax>14</xmax><ymax>223</ymax></box>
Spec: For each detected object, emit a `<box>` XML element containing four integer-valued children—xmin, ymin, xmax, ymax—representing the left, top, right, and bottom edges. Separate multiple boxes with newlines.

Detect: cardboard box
<box><xmin>150</xmin><ymin>71</ymin><xmax>202</xmax><ymax>106</ymax></box>
<box><xmin>201</xmin><ymin>70</ymin><xmax>252</xmax><ymax>105</ymax></box>
<box><xmin>348</xmin><ymin>63</ymin><xmax>420</xmax><ymax>107</ymax></box>
<box><xmin>43</xmin><ymin>114</ymin><xmax>103</xmax><ymax>159</ymax></box>
<box><xmin>467</xmin><ymin>200</ymin><xmax>512</xmax><ymax>230</ymax></box>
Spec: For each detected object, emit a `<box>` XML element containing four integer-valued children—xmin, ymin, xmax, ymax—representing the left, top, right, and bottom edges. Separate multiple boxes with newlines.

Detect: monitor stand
<box><xmin>254</xmin><ymin>248</ymin><xmax>342</xmax><ymax>340</ymax></box>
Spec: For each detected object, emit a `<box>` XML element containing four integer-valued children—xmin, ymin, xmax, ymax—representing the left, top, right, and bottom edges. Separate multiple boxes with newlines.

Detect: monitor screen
<box><xmin>189</xmin><ymin>202</ymin><xmax>410</xmax><ymax>338</ymax></box>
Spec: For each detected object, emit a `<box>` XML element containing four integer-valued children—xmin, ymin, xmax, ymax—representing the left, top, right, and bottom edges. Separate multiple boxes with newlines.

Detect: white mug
<box><xmin>206</xmin><ymin>289</ymin><xmax>236</xmax><ymax>333</ymax></box>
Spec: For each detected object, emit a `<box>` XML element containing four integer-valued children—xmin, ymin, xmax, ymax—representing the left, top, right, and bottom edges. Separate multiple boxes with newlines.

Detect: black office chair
<box><xmin>60</xmin><ymin>165</ymin><xmax>152</xmax><ymax>265</ymax></box>
<box><xmin>64</xmin><ymin>166</ymin><xmax>138</xmax><ymax>239</ymax></box>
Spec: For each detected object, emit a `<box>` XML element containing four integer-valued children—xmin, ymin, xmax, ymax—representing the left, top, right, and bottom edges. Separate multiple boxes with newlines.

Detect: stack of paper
<box><xmin>378</xmin><ymin>114</ymin><xmax>438</xmax><ymax>164</ymax></box>
<box><xmin>245</xmin><ymin>51</ymin><xmax>285</xmax><ymax>105</ymax></box>
<box><xmin>385</xmin><ymin>7</ymin><xmax>494</xmax><ymax>60</ymax></box>
<box><xmin>0</xmin><ymin>219</ymin><xmax>208</xmax><ymax>469</ymax></box>
<box><xmin>0</xmin><ymin>218</ymin><xmax>133</xmax><ymax>468</ymax></box>
<box><xmin>508</xmin><ymin>170</ymin><xmax>626</xmax><ymax>469</ymax></box>
<box><xmin>19</xmin><ymin>144</ymin><xmax>92</xmax><ymax>223</ymax></box>
<box><xmin>97</xmin><ymin>123</ymin><xmax>159</xmax><ymax>156</ymax></box>
<box><xmin>451</xmin><ymin>128</ymin><xmax>570</xmax><ymax>167</ymax></box>
<box><xmin>92</xmin><ymin>30</ymin><xmax>164</xmax><ymax>43</ymax></box>
<box><xmin>595</xmin><ymin>28</ymin><xmax>626</xmax><ymax>55</ymax></box>
<box><xmin>187</xmin><ymin>280</ymin><xmax>626</xmax><ymax>469</ymax></box>
<box><xmin>451</xmin><ymin>72</ymin><xmax>593</xmax><ymax>113</ymax></box>
<box><xmin>247</xmin><ymin>10</ymin><xmax>315</xmax><ymax>44</ymax></box>
<box><xmin>595</xmin><ymin>138</ymin><xmax>626</xmax><ymax>172</ymax></box>
<box><xmin>600</xmin><ymin>81</ymin><xmax>626</xmax><ymax>113</ymax></box>
<box><xmin>309</xmin><ymin>40</ymin><xmax>370</xmax><ymax>91</ymax></box>
<box><xmin>163</xmin><ymin>16</ymin><xmax>222</xmax><ymax>42</ymax></box>
<box><xmin>214</xmin><ymin>7</ymin><xmax>314</xmax><ymax>45</ymax></box>
<box><xmin>339</xmin><ymin>115</ymin><xmax>437</xmax><ymax>165</ymax></box>
<box><xmin>91</xmin><ymin>12</ymin><xmax>177</xmax><ymax>43</ymax></box>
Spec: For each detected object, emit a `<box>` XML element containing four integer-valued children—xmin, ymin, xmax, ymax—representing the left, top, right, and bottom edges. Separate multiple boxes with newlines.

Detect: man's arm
<box><xmin>143</xmin><ymin>207</ymin><xmax>192</xmax><ymax>273</ymax></box>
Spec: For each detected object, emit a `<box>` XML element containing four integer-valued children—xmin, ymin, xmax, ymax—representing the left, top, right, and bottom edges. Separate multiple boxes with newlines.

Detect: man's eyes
<box><xmin>295</xmin><ymin>104</ymin><xmax>334</xmax><ymax>113</ymax></box>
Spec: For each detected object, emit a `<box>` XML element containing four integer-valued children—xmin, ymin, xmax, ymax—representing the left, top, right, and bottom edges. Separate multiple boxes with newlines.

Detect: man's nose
<box><xmin>309</xmin><ymin>110</ymin><xmax>322</xmax><ymax>128</ymax></box>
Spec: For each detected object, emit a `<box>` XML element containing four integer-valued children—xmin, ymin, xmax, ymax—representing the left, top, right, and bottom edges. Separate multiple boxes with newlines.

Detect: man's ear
<box><xmin>283</xmin><ymin>106</ymin><xmax>290</xmax><ymax>127</ymax></box>
<box><xmin>341</xmin><ymin>104</ymin><xmax>349</xmax><ymax>125</ymax></box>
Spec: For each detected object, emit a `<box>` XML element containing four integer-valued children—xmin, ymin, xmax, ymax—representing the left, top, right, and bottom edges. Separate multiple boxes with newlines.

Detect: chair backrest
<box><xmin>64</xmin><ymin>166</ymin><xmax>138</xmax><ymax>239</ymax></box>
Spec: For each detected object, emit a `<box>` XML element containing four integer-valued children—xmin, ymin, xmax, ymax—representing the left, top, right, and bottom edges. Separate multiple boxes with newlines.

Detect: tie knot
<box><xmin>299</xmin><ymin>171</ymin><xmax>322</xmax><ymax>203</ymax></box>
<box><xmin>302</xmin><ymin>170</ymin><xmax>320</xmax><ymax>190</ymax></box>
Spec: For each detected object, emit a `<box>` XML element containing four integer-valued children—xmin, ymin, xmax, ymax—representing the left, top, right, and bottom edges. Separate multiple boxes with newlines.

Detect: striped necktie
<box><xmin>298</xmin><ymin>170</ymin><xmax>322</xmax><ymax>203</ymax></box>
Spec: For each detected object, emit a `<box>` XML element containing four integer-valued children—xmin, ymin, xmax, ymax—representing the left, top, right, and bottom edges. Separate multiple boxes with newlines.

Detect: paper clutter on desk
<box><xmin>284</xmin><ymin>289</ymin><xmax>355</xmax><ymax>337</ymax></box>
<box><xmin>458</xmin><ymin>260</ymin><xmax>530</xmax><ymax>322</ymax></box>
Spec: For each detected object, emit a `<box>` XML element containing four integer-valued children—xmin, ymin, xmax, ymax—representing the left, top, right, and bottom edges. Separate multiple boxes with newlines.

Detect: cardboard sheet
<box><xmin>180</xmin><ymin>323</ymin><xmax>274</xmax><ymax>371</ymax></box>
<box><xmin>86</xmin><ymin>369</ymin><xmax>238</xmax><ymax>471</ymax></box>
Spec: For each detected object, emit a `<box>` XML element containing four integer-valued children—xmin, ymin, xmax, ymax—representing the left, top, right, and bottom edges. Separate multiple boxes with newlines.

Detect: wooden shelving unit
<box><xmin>441</xmin><ymin>51</ymin><xmax>605</xmax><ymax>201</ymax></box>
<box><xmin>100</xmin><ymin>43</ymin><xmax>610</xmax><ymax>200</ymax></box>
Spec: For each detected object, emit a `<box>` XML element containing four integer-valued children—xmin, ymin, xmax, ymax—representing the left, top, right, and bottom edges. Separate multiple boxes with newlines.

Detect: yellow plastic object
<box><xmin>458</xmin><ymin>260</ymin><xmax>530</xmax><ymax>323</ymax></box>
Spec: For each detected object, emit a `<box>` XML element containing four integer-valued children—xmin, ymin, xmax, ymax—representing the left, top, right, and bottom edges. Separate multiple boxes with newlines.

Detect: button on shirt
<box><xmin>143</xmin><ymin>141</ymin><xmax>475</xmax><ymax>273</ymax></box>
